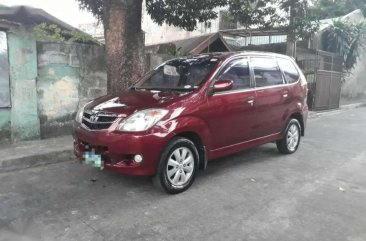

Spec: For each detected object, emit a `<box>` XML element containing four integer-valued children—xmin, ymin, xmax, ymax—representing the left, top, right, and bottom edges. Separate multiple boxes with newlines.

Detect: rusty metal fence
<box><xmin>296</xmin><ymin>48</ymin><xmax>343</xmax><ymax>110</ymax></box>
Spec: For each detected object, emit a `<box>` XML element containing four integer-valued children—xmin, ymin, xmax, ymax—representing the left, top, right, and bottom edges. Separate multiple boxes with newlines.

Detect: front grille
<box><xmin>82</xmin><ymin>110</ymin><xmax>119</xmax><ymax>130</ymax></box>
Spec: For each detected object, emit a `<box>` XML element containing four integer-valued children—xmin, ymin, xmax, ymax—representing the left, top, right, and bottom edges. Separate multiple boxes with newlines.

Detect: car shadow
<box><xmin>198</xmin><ymin>144</ymin><xmax>281</xmax><ymax>176</ymax></box>
<box><xmin>90</xmin><ymin>143</ymin><xmax>281</xmax><ymax>193</ymax></box>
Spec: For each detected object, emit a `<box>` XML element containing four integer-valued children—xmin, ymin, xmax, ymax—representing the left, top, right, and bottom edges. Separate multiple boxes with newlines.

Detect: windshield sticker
<box><xmin>163</xmin><ymin>65</ymin><xmax>179</xmax><ymax>76</ymax></box>
<box><xmin>210</xmin><ymin>58</ymin><xmax>218</xmax><ymax>62</ymax></box>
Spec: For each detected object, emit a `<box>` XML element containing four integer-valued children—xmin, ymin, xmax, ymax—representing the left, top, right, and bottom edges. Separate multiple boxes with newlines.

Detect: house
<box><xmin>0</xmin><ymin>5</ymin><xmax>106</xmax><ymax>143</ymax></box>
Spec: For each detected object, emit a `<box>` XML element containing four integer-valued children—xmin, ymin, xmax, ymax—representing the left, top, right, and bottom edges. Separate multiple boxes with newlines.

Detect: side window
<box><xmin>251</xmin><ymin>57</ymin><xmax>284</xmax><ymax>87</ymax></box>
<box><xmin>277</xmin><ymin>58</ymin><xmax>300</xmax><ymax>84</ymax></box>
<box><xmin>218</xmin><ymin>58</ymin><xmax>251</xmax><ymax>90</ymax></box>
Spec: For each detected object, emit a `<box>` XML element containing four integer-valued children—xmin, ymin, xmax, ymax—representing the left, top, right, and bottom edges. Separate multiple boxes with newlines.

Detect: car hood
<box><xmin>85</xmin><ymin>91</ymin><xmax>186</xmax><ymax>116</ymax></box>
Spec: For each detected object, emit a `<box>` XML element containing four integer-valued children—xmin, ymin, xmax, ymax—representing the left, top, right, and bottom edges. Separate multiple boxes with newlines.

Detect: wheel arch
<box><xmin>175</xmin><ymin>131</ymin><xmax>208</xmax><ymax>170</ymax></box>
<box><xmin>162</xmin><ymin>115</ymin><xmax>211</xmax><ymax>170</ymax></box>
<box><xmin>288</xmin><ymin>112</ymin><xmax>305</xmax><ymax>136</ymax></box>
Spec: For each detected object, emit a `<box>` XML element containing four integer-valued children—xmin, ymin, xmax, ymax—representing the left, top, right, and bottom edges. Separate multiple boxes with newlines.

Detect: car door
<box><xmin>277</xmin><ymin>57</ymin><xmax>302</xmax><ymax>111</ymax></box>
<box><xmin>250</xmin><ymin>56</ymin><xmax>287</xmax><ymax>138</ymax></box>
<box><xmin>201</xmin><ymin>57</ymin><xmax>257</xmax><ymax>149</ymax></box>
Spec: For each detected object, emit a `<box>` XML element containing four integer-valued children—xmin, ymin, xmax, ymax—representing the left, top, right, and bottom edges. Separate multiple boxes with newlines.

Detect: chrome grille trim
<box><xmin>81</xmin><ymin>110</ymin><xmax>120</xmax><ymax>130</ymax></box>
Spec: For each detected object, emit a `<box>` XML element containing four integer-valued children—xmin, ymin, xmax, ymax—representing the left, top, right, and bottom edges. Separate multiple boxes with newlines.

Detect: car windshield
<box><xmin>135</xmin><ymin>56</ymin><xmax>219</xmax><ymax>91</ymax></box>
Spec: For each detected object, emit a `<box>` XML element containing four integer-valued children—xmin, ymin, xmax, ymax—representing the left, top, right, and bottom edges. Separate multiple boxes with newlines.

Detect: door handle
<box><xmin>247</xmin><ymin>96</ymin><xmax>254</xmax><ymax>106</ymax></box>
<box><xmin>282</xmin><ymin>91</ymin><xmax>289</xmax><ymax>98</ymax></box>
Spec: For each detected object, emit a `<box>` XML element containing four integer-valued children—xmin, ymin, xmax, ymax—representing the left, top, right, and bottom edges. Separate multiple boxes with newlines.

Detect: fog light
<box><xmin>134</xmin><ymin>154</ymin><xmax>143</xmax><ymax>163</ymax></box>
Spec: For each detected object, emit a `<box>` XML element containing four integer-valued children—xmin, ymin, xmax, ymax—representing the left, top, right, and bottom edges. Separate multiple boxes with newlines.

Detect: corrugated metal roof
<box><xmin>148</xmin><ymin>32</ymin><xmax>234</xmax><ymax>54</ymax></box>
<box><xmin>171</xmin><ymin>34</ymin><xmax>215</xmax><ymax>54</ymax></box>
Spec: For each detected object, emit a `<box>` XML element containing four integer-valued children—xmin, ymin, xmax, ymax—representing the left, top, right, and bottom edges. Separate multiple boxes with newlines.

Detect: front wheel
<box><xmin>276</xmin><ymin>119</ymin><xmax>301</xmax><ymax>154</ymax></box>
<box><xmin>153</xmin><ymin>137</ymin><xmax>199</xmax><ymax>194</ymax></box>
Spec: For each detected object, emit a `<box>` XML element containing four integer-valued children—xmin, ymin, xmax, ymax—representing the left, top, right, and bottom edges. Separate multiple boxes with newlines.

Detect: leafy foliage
<box><xmin>77</xmin><ymin>0</ymin><xmax>228</xmax><ymax>31</ymax></box>
<box><xmin>34</xmin><ymin>23</ymin><xmax>95</xmax><ymax>43</ymax></box>
<box><xmin>310</xmin><ymin>0</ymin><xmax>366</xmax><ymax>19</ymax></box>
<box><xmin>145</xmin><ymin>0</ymin><xmax>227</xmax><ymax>31</ymax></box>
<box><xmin>227</xmin><ymin>0</ymin><xmax>283</xmax><ymax>29</ymax></box>
<box><xmin>34</xmin><ymin>23</ymin><xmax>65</xmax><ymax>42</ymax></box>
<box><xmin>225</xmin><ymin>0</ymin><xmax>319</xmax><ymax>41</ymax></box>
<box><xmin>166</xmin><ymin>44</ymin><xmax>183</xmax><ymax>56</ymax></box>
<box><xmin>77</xmin><ymin>0</ymin><xmax>104</xmax><ymax>22</ymax></box>
<box><xmin>322</xmin><ymin>20</ymin><xmax>366</xmax><ymax>71</ymax></box>
<box><xmin>76</xmin><ymin>0</ymin><xmax>320</xmax><ymax>39</ymax></box>
<box><xmin>278</xmin><ymin>0</ymin><xmax>319</xmax><ymax>41</ymax></box>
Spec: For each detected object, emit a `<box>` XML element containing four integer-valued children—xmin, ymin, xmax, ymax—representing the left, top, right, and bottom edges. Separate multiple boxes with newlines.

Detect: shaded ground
<box><xmin>0</xmin><ymin>107</ymin><xmax>366</xmax><ymax>241</ymax></box>
<box><xmin>340</xmin><ymin>96</ymin><xmax>366</xmax><ymax>106</ymax></box>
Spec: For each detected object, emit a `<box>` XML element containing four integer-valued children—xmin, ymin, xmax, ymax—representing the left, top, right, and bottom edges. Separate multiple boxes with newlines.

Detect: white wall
<box><xmin>342</xmin><ymin>45</ymin><xmax>366</xmax><ymax>98</ymax></box>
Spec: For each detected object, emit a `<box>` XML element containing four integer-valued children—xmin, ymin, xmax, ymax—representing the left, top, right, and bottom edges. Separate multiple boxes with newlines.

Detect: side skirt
<box><xmin>207</xmin><ymin>133</ymin><xmax>282</xmax><ymax>160</ymax></box>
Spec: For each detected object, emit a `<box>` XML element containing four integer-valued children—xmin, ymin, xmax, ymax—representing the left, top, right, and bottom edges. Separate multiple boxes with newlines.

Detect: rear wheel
<box><xmin>153</xmin><ymin>137</ymin><xmax>199</xmax><ymax>194</ymax></box>
<box><xmin>276</xmin><ymin>119</ymin><xmax>301</xmax><ymax>154</ymax></box>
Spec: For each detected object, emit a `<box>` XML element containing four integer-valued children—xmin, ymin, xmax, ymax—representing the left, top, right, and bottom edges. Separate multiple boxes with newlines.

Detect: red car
<box><xmin>73</xmin><ymin>52</ymin><xmax>308</xmax><ymax>194</ymax></box>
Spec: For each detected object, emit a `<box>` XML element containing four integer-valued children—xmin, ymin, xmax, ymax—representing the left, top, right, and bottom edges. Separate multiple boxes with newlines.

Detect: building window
<box><xmin>0</xmin><ymin>31</ymin><xmax>10</xmax><ymax>107</ymax></box>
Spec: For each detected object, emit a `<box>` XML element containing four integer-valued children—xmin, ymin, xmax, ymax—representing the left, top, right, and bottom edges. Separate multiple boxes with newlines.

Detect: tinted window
<box><xmin>137</xmin><ymin>56</ymin><xmax>218</xmax><ymax>90</ymax></box>
<box><xmin>251</xmin><ymin>57</ymin><xmax>284</xmax><ymax>87</ymax></box>
<box><xmin>0</xmin><ymin>31</ymin><xmax>10</xmax><ymax>107</ymax></box>
<box><xmin>277</xmin><ymin>58</ymin><xmax>300</xmax><ymax>83</ymax></box>
<box><xmin>218</xmin><ymin>58</ymin><xmax>251</xmax><ymax>90</ymax></box>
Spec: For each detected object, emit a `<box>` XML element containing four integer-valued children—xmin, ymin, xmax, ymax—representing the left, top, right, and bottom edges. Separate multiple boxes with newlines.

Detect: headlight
<box><xmin>118</xmin><ymin>109</ymin><xmax>168</xmax><ymax>132</ymax></box>
<box><xmin>75</xmin><ymin>103</ymin><xmax>88</xmax><ymax>123</ymax></box>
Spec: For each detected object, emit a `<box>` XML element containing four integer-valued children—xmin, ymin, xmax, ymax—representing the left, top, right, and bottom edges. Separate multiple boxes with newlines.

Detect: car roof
<box><xmin>188</xmin><ymin>51</ymin><xmax>294</xmax><ymax>61</ymax></box>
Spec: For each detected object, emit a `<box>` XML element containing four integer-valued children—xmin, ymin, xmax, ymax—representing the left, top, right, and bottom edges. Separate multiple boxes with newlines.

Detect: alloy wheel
<box><xmin>166</xmin><ymin>147</ymin><xmax>194</xmax><ymax>186</ymax></box>
<box><xmin>287</xmin><ymin>124</ymin><xmax>299</xmax><ymax>152</ymax></box>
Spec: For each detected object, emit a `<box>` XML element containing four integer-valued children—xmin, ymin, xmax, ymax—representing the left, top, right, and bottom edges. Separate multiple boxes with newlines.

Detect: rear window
<box><xmin>277</xmin><ymin>58</ymin><xmax>300</xmax><ymax>84</ymax></box>
<box><xmin>251</xmin><ymin>57</ymin><xmax>284</xmax><ymax>87</ymax></box>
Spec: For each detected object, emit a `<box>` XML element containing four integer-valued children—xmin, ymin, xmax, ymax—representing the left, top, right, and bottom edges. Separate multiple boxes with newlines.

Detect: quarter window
<box><xmin>277</xmin><ymin>58</ymin><xmax>300</xmax><ymax>83</ymax></box>
<box><xmin>251</xmin><ymin>57</ymin><xmax>284</xmax><ymax>87</ymax></box>
<box><xmin>218</xmin><ymin>58</ymin><xmax>251</xmax><ymax>90</ymax></box>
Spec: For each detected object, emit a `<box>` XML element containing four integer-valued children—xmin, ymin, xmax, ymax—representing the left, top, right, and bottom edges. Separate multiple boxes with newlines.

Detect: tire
<box><xmin>276</xmin><ymin>119</ymin><xmax>301</xmax><ymax>154</ymax></box>
<box><xmin>153</xmin><ymin>137</ymin><xmax>199</xmax><ymax>194</ymax></box>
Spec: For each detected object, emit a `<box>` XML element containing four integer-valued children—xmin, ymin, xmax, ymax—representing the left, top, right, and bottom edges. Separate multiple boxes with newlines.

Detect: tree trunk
<box><xmin>103</xmin><ymin>0</ymin><xmax>145</xmax><ymax>94</ymax></box>
<box><xmin>286</xmin><ymin>3</ymin><xmax>296</xmax><ymax>57</ymax></box>
<box><xmin>286</xmin><ymin>40</ymin><xmax>295</xmax><ymax>57</ymax></box>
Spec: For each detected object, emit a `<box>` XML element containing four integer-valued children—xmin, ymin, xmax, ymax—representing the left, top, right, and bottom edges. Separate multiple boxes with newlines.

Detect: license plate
<box><xmin>83</xmin><ymin>151</ymin><xmax>104</xmax><ymax>169</ymax></box>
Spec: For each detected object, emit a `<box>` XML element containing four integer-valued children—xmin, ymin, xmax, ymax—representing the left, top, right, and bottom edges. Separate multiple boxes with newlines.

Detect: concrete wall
<box><xmin>342</xmin><ymin>45</ymin><xmax>366</xmax><ymax>99</ymax></box>
<box><xmin>8</xmin><ymin>31</ymin><xmax>40</xmax><ymax>142</ymax></box>
<box><xmin>0</xmin><ymin>29</ymin><xmax>168</xmax><ymax>143</ymax></box>
<box><xmin>37</xmin><ymin>42</ymin><xmax>107</xmax><ymax>138</ymax></box>
<box><xmin>0</xmin><ymin>109</ymin><xmax>10</xmax><ymax>143</ymax></box>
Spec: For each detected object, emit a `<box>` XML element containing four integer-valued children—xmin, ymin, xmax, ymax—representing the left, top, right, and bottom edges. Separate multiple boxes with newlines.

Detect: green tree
<box><xmin>33</xmin><ymin>23</ymin><xmax>95</xmax><ymax>43</ymax></box>
<box><xmin>76</xmin><ymin>0</ymin><xmax>227</xmax><ymax>94</ymax></box>
<box><xmin>311</xmin><ymin>0</ymin><xmax>366</xmax><ymax>19</ymax></box>
<box><xmin>226</xmin><ymin>0</ymin><xmax>319</xmax><ymax>56</ymax></box>
<box><xmin>322</xmin><ymin>20</ymin><xmax>366</xmax><ymax>71</ymax></box>
<box><xmin>227</xmin><ymin>0</ymin><xmax>282</xmax><ymax>29</ymax></box>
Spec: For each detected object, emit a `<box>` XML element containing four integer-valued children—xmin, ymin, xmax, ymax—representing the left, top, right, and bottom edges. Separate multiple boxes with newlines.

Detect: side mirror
<box><xmin>213</xmin><ymin>79</ymin><xmax>233</xmax><ymax>92</ymax></box>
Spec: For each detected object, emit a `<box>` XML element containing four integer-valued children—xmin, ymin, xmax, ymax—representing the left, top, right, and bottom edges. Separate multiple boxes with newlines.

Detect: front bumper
<box><xmin>73</xmin><ymin>123</ymin><xmax>169</xmax><ymax>176</ymax></box>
